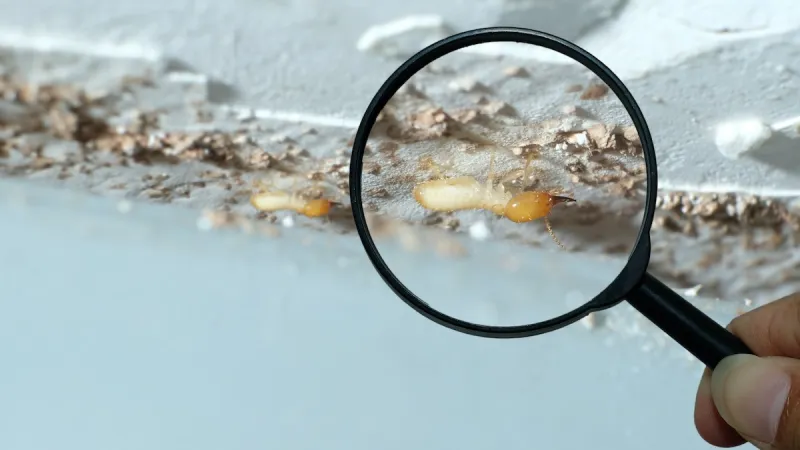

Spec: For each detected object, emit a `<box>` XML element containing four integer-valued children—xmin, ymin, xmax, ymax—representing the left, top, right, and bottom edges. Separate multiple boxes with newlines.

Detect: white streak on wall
<box><xmin>356</xmin><ymin>14</ymin><xmax>453</xmax><ymax>52</ymax></box>
<box><xmin>0</xmin><ymin>28</ymin><xmax>161</xmax><ymax>61</ymax></box>
<box><xmin>223</xmin><ymin>106</ymin><xmax>361</xmax><ymax>129</ymax></box>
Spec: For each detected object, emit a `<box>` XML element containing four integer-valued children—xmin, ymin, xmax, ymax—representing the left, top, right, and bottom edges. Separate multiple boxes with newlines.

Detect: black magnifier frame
<box><xmin>348</xmin><ymin>26</ymin><xmax>752</xmax><ymax>369</ymax></box>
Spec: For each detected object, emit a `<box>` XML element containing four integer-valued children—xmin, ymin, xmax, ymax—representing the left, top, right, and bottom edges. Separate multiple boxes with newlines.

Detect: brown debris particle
<box><xmin>653</xmin><ymin>191</ymin><xmax>798</xmax><ymax>236</ymax></box>
<box><xmin>580</xmin><ymin>83</ymin><xmax>609</xmax><ymax>100</ymax></box>
<box><xmin>653</xmin><ymin>214</ymin><xmax>682</xmax><ymax>232</ymax></box>
<box><xmin>621</xmin><ymin>126</ymin><xmax>640</xmax><ymax>145</ymax></box>
<box><xmin>410</xmin><ymin>107</ymin><xmax>448</xmax><ymax>128</ymax></box>
<box><xmin>363</xmin><ymin>161</ymin><xmax>381</xmax><ymax>175</ymax></box>
<box><xmin>141</xmin><ymin>188</ymin><xmax>168</xmax><ymax>199</ymax></box>
<box><xmin>442</xmin><ymin>217</ymin><xmax>460</xmax><ymax>231</ymax></box>
<box><xmin>248</xmin><ymin>149</ymin><xmax>273</xmax><ymax>169</ymax></box>
<box><xmin>377</xmin><ymin>140</ymin><xmax>399</xmax><ymax>157</ymax></box>
<box><xmin>306</xmin><ymin>171</ymin><xmax>325</xmax><ymax>181</ymax></box>
<box><xmin>366</xmin><ymin>187</ymin><xmax>390</xmax><ymax>199</ymax></box>
<box><xmin>30</xmin><ymin>156</ymin><xmax>55</xmax><ymax>170</ymax></box>
<box><xmin>450</xmin><ymin>108</ymin><xmax>480</xmax><ymax>124</ymax></box>
<box><xmin>586</xmin><ymin>124</ymin><xmax>624</xmax><ymax>151</ymax></box>
<box><xmin>565</xmin><ymin>159</ymin><xmax>586</xmax><ymax>173</ymax></box>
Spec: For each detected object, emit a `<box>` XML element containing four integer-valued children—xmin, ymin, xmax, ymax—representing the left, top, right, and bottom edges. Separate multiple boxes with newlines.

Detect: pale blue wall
<box><xmin>0</xmin><ymin>180</ymin><xmax>724</xmax><ymax>450</ymax></box>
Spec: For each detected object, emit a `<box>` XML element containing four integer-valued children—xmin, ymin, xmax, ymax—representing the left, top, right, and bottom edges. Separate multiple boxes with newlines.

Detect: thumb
<box><xmin>711</xmin><ymin>354</ymin><xmax>798</xmax><ymax>449</ymax></box>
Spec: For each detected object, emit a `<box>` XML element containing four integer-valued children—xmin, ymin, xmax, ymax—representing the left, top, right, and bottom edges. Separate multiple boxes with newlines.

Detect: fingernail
<box><xmin>711</xmin><ymin>354</ymin><xmax>791</xmax><ymax>444</ymax></box>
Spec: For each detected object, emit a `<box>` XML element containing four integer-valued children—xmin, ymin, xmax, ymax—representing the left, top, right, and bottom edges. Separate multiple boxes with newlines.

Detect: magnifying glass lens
<box><xmin>358</xmin><ymin>42</ymin><xmax>647</xmax><ymax>327</ymax></box>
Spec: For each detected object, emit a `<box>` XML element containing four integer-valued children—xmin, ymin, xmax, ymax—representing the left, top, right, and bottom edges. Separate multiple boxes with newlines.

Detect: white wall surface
<box><xmin>0</xmin><ymin>0</ymin><xmax>798</xmax><ymax>193</ymax></box>
<box><xmin>0</xmin><ymin>1</ymin><xmax>794</xmax><ymax>450</ymax></box>
<box><xmin>0</xmin><ymin>180</ymin><xmax>735</xmax><ymax>450</ymax></box>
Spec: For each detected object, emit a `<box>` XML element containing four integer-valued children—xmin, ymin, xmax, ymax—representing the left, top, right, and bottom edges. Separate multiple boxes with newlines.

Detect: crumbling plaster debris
<box><xmin>0</xmin><ymin>46</ymin><xmax>798</xmax><ymax>311</ymax></box>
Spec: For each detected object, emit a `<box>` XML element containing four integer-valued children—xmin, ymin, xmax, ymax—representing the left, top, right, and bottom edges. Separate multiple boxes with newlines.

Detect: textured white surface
<box><xmin>0</xmin><ymin>2</ymin><xmax>797</xmax><ymax>449</ymax></box>
<box><xmin>1</xmin><ymin>0</ymin><xmax>799</xmax><ymax>192</ymax></box>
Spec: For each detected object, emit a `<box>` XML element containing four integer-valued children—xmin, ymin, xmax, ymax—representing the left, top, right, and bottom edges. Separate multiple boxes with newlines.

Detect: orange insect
<box><xmin>412</xmin><ymin>150</ymin><xmax>575</xmax><ymax>248</ymax></box>
<box><xmin>250</xmin><ymin>178</ymin><xmax>332</xmax><ymax>218</ymax></box>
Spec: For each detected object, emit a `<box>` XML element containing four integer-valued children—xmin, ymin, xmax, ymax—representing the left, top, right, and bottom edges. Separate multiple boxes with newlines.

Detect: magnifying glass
<box><xmin>348</xmin><ymin>27</ymin><xmax>753</xmax><ymax>369</ymax></box>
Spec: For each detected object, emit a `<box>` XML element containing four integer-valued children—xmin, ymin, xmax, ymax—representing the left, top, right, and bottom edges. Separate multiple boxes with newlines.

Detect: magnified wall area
<box><xmin>355</xmin><ymin>42</ymin><xmax>647</xmax><ymax>327</ymax></box>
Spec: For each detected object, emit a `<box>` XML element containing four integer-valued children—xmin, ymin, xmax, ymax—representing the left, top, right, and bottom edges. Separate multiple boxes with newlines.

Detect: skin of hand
<box><xmin>694</xmin><ymin>292</ymin><xmax>800</xmax><ymax>450</ymax></box>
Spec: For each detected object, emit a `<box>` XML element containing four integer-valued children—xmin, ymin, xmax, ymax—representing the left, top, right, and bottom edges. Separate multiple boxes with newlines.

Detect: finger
<box><xmin>695</xmin><ymin>368</ymin><xmax>746</xmax><ymax>447</ymax></box>
<box><xmin>727</xmin><ymin>292</ymin><xmax>800</xmax><ymax>357</ymax></box>
<box><xmin>696</xmin><ymin>292</ymin><xmax>800</xmax><ymax>449</ymax></box>
<box><xmin>711</xmin><ymin>354</ymin><xmax>800</xmax><ymax>450</ymax></box>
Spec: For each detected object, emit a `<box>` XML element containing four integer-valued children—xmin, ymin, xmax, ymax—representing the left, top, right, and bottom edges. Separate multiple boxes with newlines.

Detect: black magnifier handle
<box><xmin>626</xmin><ymin>272</ymin><xmax>754</xmax><ymax>369</ymax></box>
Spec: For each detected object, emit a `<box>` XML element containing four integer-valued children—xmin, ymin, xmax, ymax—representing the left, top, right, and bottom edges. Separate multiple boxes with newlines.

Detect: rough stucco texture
<box><xmin>0</xmin><ymin>2</ymin><xmax>798</xmax><ymax>450</ymax></box>
<box><xmin>0</xmin><ymin>0</ymin><xmax>798</xmax><ymax>193</ymax></box>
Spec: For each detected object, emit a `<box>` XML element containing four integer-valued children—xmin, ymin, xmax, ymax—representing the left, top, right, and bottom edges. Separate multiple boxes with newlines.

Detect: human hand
<box><xmin>694</xmin><ymin>292</ymin><xmax>800</xmax><ymax>449</ymax></box>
